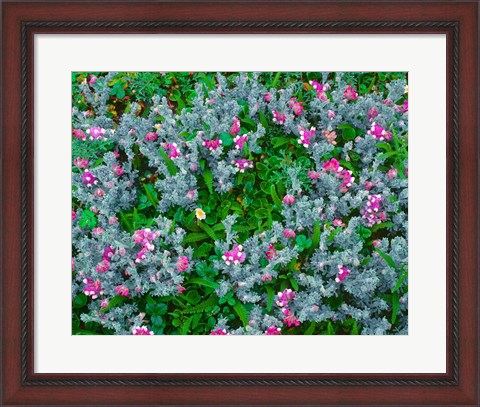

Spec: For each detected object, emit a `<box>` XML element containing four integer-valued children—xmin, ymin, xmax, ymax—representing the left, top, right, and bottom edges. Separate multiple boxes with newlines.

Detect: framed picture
<box><xmin>2</xmin><ymin>1</ymin><xmax>478</xmax><ymax>405</ymax></box>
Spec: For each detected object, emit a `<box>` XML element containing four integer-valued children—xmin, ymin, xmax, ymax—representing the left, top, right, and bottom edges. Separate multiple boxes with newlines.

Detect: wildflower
<box><xmin>272</xmin><ymin>110</ymin><xmax>286</xmax><ymax>124</ymax></box>
<box><xmin>115</xmin><ymin>285</ymin><xmax>130</xmax><ymax>297</ymax></box>
<box><xmin>265</xmin><ymin>327</ymin><xmax>282</xmax><ymax>335</ymax></box>
<box><xmin>88</xmin><ymin>75</ymin><xmax>97</xmax><ymax>85</ymax></box>
<box><xmin>343</xmin><ymin>85</ymin><xmax>358</xmax><ymax>101</ymax></box>
<box><xmin>72</xmin><ymin>210</ymin><xmax>77</xmax><ymax>221</ymax></box>
<box><xmin>387</xmin><ymin>168</ymin><xmax>398</xmax><ymax>179</ymax></box>
<box><xmin>73</xmin><ymin>157</ymin><xmax>88</xmax><ymax>169</ymax></box>
<box><xmin>283</xmin><ymin>228</ymin><xmax>296</xmax><ymax>239</ymax></box>
<box><xmin>327</xmin><ymin>110</ymin><xmax>336</xmax><ymax>119</ymax></box>
<box><xmin>210</xmin><ymin>329</ymin><xmax>227</xmax><ymax>335</ymax></box>
<box><xmin>202</xmin><ymin>138</ymin><xmax>222</xmax><ymax>151</ymax></box>
<box><xmin>222</xmin><ymin>244</ymin><xmax>246</xmax><ymax>266</ymax></box>
<box><xmin>373</xmin><ymin>239</ymin><xmax>381</xmax><ymax>247</ymax></box>
<box><xmin>108</xmin><ymin>216</ymin><xmax>118</xmax><ymax>225</ymax></box>
<box><xmin>368</xmin><ymin>122</ymin><xmax>392</xmax><ymax>141</ymax></box>
<box><xmin>72</xmin><ymin>129</ymin><xmax>86</xmax><ymax>141</ymax></box>
<box><xmin>205</xmin><ymin>98</ymin><xmax>215</xmax><ymax>104</ymax></box>
<box><xmin>335</xmin><ymin>265</ymin><xmax>351</xmax><ymax>283</ymax></box>
<box><xmin>195</xmin><ymin>208</ymin><xmax>206</xmax><ymax>220</ymax></box>
<box><xmin>233</xmin><ymin>134</ymin><xmax>248</xmax><ymax>150</ymax></box>
<box><xmin>229</xmin><ymin>117</ymin><xmax>241</xmax><ymax>136</ymax></box>
<box><xmin>82</xmin><ymin>170</ymin><xmax>96</xmax><ymax>187</ymax></box>
<box><xmin>145</xmin><ymin>132</ymin><xmax>158</xmax><ymax>142</ymax></box>
<box><xmin>232</xmin><ymin>159</ymin><xmax>254</xmax><ymax>173</ymax></box>
<box><xmin>265</xmin><ymin>244</ymin><xmax>276</xmax><ymax>260</ymax></box>
<box><xmin>176</xmin><ymin>256</ymin><xmax>189</xmax><ymax>272</ymax></box>
<box><xmin>93</xmin><ymin>227</ymin><xmax>104</xmax><ymax>236</ymax></box>
<box><xmin>361</xmin><ymin>194</ymin><xmax>387</xmax><ymax>226</ymax></box>
<box><xmin>323</xmin><ymin>158</ymin><xmax>341</xmax><ymax>172</ymax></box>
<box><xmin>264</xmin><ymin>92</ymin><xmax>272</xmax><ymax>102</ymax></box>
<box><xmin>308</xmin><ymin>170</ymin><xmax>321</xmax><ymax>181</ymax></box>
<box><xmin>102</xmin><ymin>246</ymin><xmax>115</xmax><ymax>261</ymax></box>
<box><xmin>364</xmin><ymin>181</ymin><xmax>377</xmax><ymax>191</ymax></box>
<box><xmin>186</xmin><ymin>190</ymin><xmax>196</xmax><ymax>200</ymax></box>
<box><xmin>282</xmin><ymin>194</ymin><xmax>295</xmax><ymax>205</ymax></box>
<box><xmin>297</xmin><ymin>126</ymin><xmax>315</xmax><ymax>148</ymax></box>
<box><xmin>333</xmin><ymin>218</ymin><xmax>345</xmax><ymax>227</ymax></box>
<box><xmin>282</xmin><ymin>309</ymin><xmax>301</xmax><ymax>327</ymax></box>
<box><xmin>368</xmin><ymin>107</ymin><xmax>378</xmax><ymax>121</ymax></box>
<box><xmin>404</xmin><ymin>85</ymin><xmax>409</xmax><ymax>93</ymax></box>
<box><xmin>261</xmin><ymin>273</ymin><xmax>272</xmax><ymax>282</ymax></box>
<box><xmin>322</xmin><ymin>130</ymin><xmax>337</xmax><ymax>145</ymax></box>
<box><xmin>339</xmin><ymin>169</ymin><xmax>355</xmax><ymax>192</ymax></box>
<box><xmin>276</xmin><ymin>289</ymin><xmax>296</xmax><ymax>308</ymax></box>
<box><xmin>164</xmin><ymin>143</ymin><xmax>180</xmax><ymax>159</ymax></box>
<box><xmin>112</xmin><ymin>164</ymin><xmax>124</xmax><ymax>176</ymax></box>
<box><xmin>132</xmin><ymin>326</ymin><xmax>154</xmax><ymax>335</ymax></box>
<box><xmin>100</xmin><ymin>299</ymin><xmax>109</xmax><ymax>309</ymax></box>
<box><xmin>288</xmin><ymin>98</ymin><xmax>304</xmax><ymax>115</ymax></box>
<box><xmin>86</xmin><ymin>126</ymin><xmax>106</xmax><ymax>140</ymax></box>
<box><xmin>310</xmin><ymin>80</ymin><xmax>330</xmax><ymax>101</ymax></box>
<box><xmin>94</xmin><ymin>188</ymin><xmax>104</xmax><ymax>198</ymax></box>
<box><xmin>177</xmin><ymin>284</ymin><xmax>186</xmax><ymax>294</ymax></box>
<box><xmin>95</xmin><ymin>259</ymin><xmax>110</xmax><ymax>273</ymax></box>
<box><xmin>83</xmin><ymin>278</ymin><xmax>103</xmax><ymax>299</ymax></box>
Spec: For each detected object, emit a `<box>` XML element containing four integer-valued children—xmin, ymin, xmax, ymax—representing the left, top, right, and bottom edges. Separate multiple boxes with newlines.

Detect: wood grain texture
<box><xmin>1</xmin><ymin>1</ymin><xmax>478</xmax><ymax>405</ymax></box>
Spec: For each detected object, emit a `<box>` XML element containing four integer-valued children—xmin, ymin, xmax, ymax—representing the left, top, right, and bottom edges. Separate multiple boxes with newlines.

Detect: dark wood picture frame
<box><xmin>1</xmin><ymin>1</ymin><xmax>478</xmax><ymax>405</ymax></box>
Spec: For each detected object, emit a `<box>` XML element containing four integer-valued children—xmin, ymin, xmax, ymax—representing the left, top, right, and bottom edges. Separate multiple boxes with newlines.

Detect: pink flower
<box><xmin>310</xmin><ymin>81</ymin><xmax>330</xmax><ymax>101</ymax></box>
<box><xmin>88</xmin><ymin>75</ymin><xmax>97</xmax><ymax>85</ymax></box>
<box><xmin>333</xmin><ymin>218</ymin><xmax>345</xmax><ymax>227</ymax></box>
<box><xmin>384</xmin><ymin>99</ymin><xmax>394</xmax><ymax>106</ymax></box>
<box><xmin>283</xmin><ymin>313</ymin><xmax>301</xmax><ymax>327</ymax></box>
<box><xmin>373</xmin><ymin>239</ymin><xmax>381</xmax><ymax>247</ymax></box>
<box><xmin>283</xmin><ymin>228</ymin><xmax>296</xmax><ymax>239</ymax></box>
<box><xmin>74</xmin><ymin>157</ymin><xmax>89</xmax><ymax>169</ymax></box>
<box><xmin>288</xmin><ymin>98</ymin><xmax>304</xmax><ymax>115</ymax></box>
<box><xmin>222</xmin><ymin>244</ymin><xmax>246</xmax><ymax>266</ymax></box>
<box><xmin>272</xmin><ymin>110</ymin><xmax>287</xmax><ymax>125</ymax></box>
<box><xmin>265</xmin><ymin>244</ymin><xmax>276</xmax><ymax>260</ymax></box>
<box><xmin>368</xmin><ymin>107</ymin><xmax>378</xmax><ymax>121</ymax></box>
<box><xmin>72</xmin><ymin>210</ymin><xmax>77</xmax><ymax>221</ymax></box>
<box><xmin>343</xmin><ymin>85</ymin><xmax>358</xmax><ymax>101</ymax></box>
<box><xmin>233</xmin><ymin>134</ymin><xmax>248</xmax><ymax>150</ymax></box>
<box><xmin>328</xmin><ymin>110</ymin><xmax>336</xmax><ymax>120</ymax></box>
<box><xmin>115</xmin><ymin>285</ymin><xmax>130</xmax><ymax>297</ymax></box>
<box><xmin>297</xmin><ymin>126</ymin><xmax>315</xmax><ymax>148</ymax></box>
<box><xmin>186</xmin><ymin>190</ymin><xmax>196</xmax><ymax>200</ymax></box>
<box><xmin>322</xmin><ymin>130</ymin><xmax>337</xmax><ymax>145</ymax></box>
<box><xmin>261</xmin><ymin>273</ymin><xmax>272</xmax><ymax>282</ymax></box>
<box><xmin>163</xmin><ymin>143</ymin><xmax>180</xmax><ymax>159</ymax></box>
<box><xmin>339</xmin><ymin>169</ymin><xmax>355</xmax><ymax>193</ymax></box>
<box><xmin>109</xmin><ymin>216</ymin><xmax>118</xmax><ymax>225</ymax></box>
<box><xmin>83</xmin><ymin>278</ymin><xmax>103</xmax><ymax>299</ymax></box>
<box><xmin>102</xmin><ymin>246</ymin><xmax>115</xmax><ymax>261</ymax></box>
<box><xmin>96</xmin><ymin>259</ymin><xmax>110</xmax><ymax>273</ymax></box>
<box><xmin>177</xmin><ymin>284</ymin><xmax>186</xmax><ymax>294</ymax></box>
<box><xmin>335</xmin><ymin>265</ymin><xmax>351</xmax><ymax>283</ymax></box>
<box><xmin>72</xmin><ymin>129</ymin><xmax>86</xmax><ymax>141</ymax></box>
<box><xmin>210</xmin><ymin>329</ymin><xmax>227</xmax><ymax>335</ymax></box>
<box><xmin>112</xmin><ymin>164</ymin><xmax>124</xmax><ymax>176</ymax></box>
<box><xmin>265</xmin><ymin>327</ymin><xmax>282</xmax><ymax>335</ymax></box>
<box><xmin>323</xmin><ymin>158</ymin><xmax>341</xmax><ymax>172</ymax></box>
<box><xmin>276</xmin><ymin>289</ymin><xmax>296</xmax><ymax>308</ymax></box>
<box><xmin>229</xmin><ymin>117</ymin><xmax>241</xmax><ymax>136</ymax></box>
<box><xmin>82</xmin><ymin>170</ymin><xmax>96</xmax><ymax>187</ymax></box>
<box><xmin>387</xmin><ymin>168</ymin><xmax>398</xmax><ymax>179</ymax></box>
<box><xmin>361</xmin><ymin>194</ymin><xmax>387</xmax><ymax>226</ymax></box>
<box><xmin>264</xmin><ymin>92</ymin><xmax>272</xmax><ymax>102</ymax></box>
<box><xmin>202</xmin><ymin>138</ymin><xmax>222</xmax><ymax>151</ymax></box>
<box><xmin>232</xmin><ymin>159</ymin><xmax>253</xmax><ymax>173</ymax></box>
<box><xmin>87</xmin><ymin>126</ymin><xmax>106</xmax><ymax>140</ymax></box>
<box><xmin>308</xmin><ymin>170</ymin><xmax>321</xmax><ymax>180</ymax></box>
<box><xmin>93</xmin><ymin>227</ymin><xmax>104</xmax><ymax>236</ymax></box>
<box><xmin>100</xmin><ymin>299</ymin><xmax>109</xmax><ymax>309</ymax></box>
<box><xmin>205</xmin><ymin>98</ymin><xmax>215</xmax><ymax>104</ymax></box>
<box><xmin>364</xmin><ymin>181</ymin><xmax>377</xmax><ymax>191</ymax></box>
<box><xmin>94</xmin><ymin>188</ymin><xmax>104</xmax><ymax>198</ymax></box>
<box><xmin>176</xmin><ymin>256</ymin><xmax>189</xmax><ymax>272</ymax></box>
<box><xmin>368</xmin><ymin>122</ymin><xmax>392</xmax><ymax>141</ymax></box>
<box><xmin>145</xmin><ymin>132</ymin><xmax>158</xmax><ymax>142</ymax></box>
<box><xmin>282</xmin><ymin>194</ymin><xmax>295</xmax><ymax>205</ymax></box>
<box><xmin>132</xmin><ymin>326</ymin><xmax>154</xmax><ymax>335</ymax></box>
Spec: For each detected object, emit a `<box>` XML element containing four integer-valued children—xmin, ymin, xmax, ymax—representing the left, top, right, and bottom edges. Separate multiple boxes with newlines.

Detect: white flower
<box><xmin>195</xmin><ymin>208</ymin><xmax>206</xmax><ymax>220</ymax></box>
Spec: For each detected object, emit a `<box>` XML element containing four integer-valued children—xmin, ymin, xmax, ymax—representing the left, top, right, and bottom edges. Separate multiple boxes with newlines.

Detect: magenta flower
<box><xmin>233</xmin><ymin>134</ymin><xmax>248</xmax><ymax>150</ymax></box>
<box><xmin>112</xmin><ymin>164</ymin><xmax>124</xmax><ymax>176</ymax></box>
<box><xmin>261</xmin><ymin>273</ymin><xmax>272</xmax><ymax>282</ymax></box>
<box><xmin>186</xmin><ymin>190</ymin><xmax>196</xmax><ymax>200</ymax></box>
<box><xmin>164</xmin><ymin>143</ymin><xmax>180</xmax><ymax>159</ymax></box>
<box><xmin>343</xmin><ymin>85</ymin><xmax>358</xmax><ymax>101</ymax></box>
<box><xmin>177</xmin><ymin>284</ymin><xmax>186</xmax><ymax>294</ymax></box>
<box><xmin>82</xmin><ymin>170</ymin><xmax>96</xmax><ymax>187</ymax></box>
<box><xmin>132</xmin><ymin>326</ymin><xmax>154</xmax><ymax>335</ymax></box>
<box><xmin>100</xmin><ymin>299</ymin><xmax>109</xmax><ymax>309</ymax></box>
<box><xmin>364</xmin><ymin>181</ymin><xmax>377</xmax><ymax>191</ymax></box>
<box><xmin>272</xmin><ymin>110</ymin><xmax>286</xmax><ymax>125</ymax></box>
<box><xmin>308</xmin><ymin>171</ymin><xmax>321</xmax><ymax>181</ymax></box>
<box><xmin>283</xmin><ymin>314</ymin><xmax>300</xmax><ymax>327</ymax></box>
<box><xmin>205</xmin><ymin>98</ymin><xmax>215</xmax><ymax>104</ymax></box>
<box><xmin>283</xmin><ymin>228</ymin><xmax>296</xmax><ymax>239</ymax></box>
<box><xmin>333</xmin><ymin>218</ymin><xmax>346</xmax><ymax>227</ymax></box>
<box><xmin>361</xmin><ymin>194</ymin><xmax>387</xmax><ymax>226</ymax></box>
<box><xmin>310</xmin><ymin>80</ymin><xmax>330</xmax><ymax>101</ymax></box>
<box><xmin>230</xmin><ymin>117</ymin><xmax>241</xmax><ymax>136</ymax></box>
<box><xmin>265</xmin><ymin>244</ymin><xmax>276</xmax><ymax>260</ymax></box>
<box><xmin>202</xmin><ymin>138</ymin><xmax>222</xmax><ymax>151</ymax></box>
<box><xmin>72</xmin><ymin>210</ymin><xmax>77</xmax><ymax>221</ymax></box>
<box><xmin>74</xmin><ymin>157</ymin><xmax>89</xmax><ymax>169</ymax></box>
<box><xmin>282</xmin><ymin>194</ymin><xmax>295</xmax><ymax>205</ymax></box>
<box><xmin>72</xmin><ymin>129</ymin><xmax>86</xmax><ymax>141</ymax></box>
<box><xmin>368</xmin><ymin>122</ymin><xmax>392</xmax><ymax>141</ymax></box>
<box><xmin>265</xmin><ymin>327</ymin><xmax>282</xmax><ymax>335</ymax></box>
<box><xmin>83</xmin><ymin>278</ymin><xmax>103</xmax><ymax>299</ymax></box>
<box><xmin>210</xmin><ymin>329</ymin><xmax>227</xmax><ymax>335</ymax></box>
<box><xmin>387</xmin><ymin>168</ymin><xmax>398</xmax><ymax>179</ymax></box>
<box><xmin>288</xmin><ymin>98</ymin><xmax>304</xmax><ymax>115</ymax></box>
<box><xmin>95</xmin><ymin>259</ymin><xmax>110</xmax><ymax>273</ymax></box>
<box><xmin>328</xmin><ymin>110</ymin><xmax>336</xmax><ymax>120</ymax></box>
<box><xmin>88</xmin><ymin>75</ymin><xmax>97</xmax><ymax>85</ymax></box>
<box><xmin>176</xmin><ymin>256</ymin><xmax>189</xmax><ymax>272</ymax></box>
<box><xmin>222</xmin><ymin>244</ymin><xmax>246</xmax><ymax>266</ymax></box>
<box><xmin>232</xmin><ymin>159</ymin><xmax>254</xmax><ymax>173</ymax></box>
<box><xmin>335</xmin><ymin>265</ymin><xmax>351</xmax><ymax>283</ymax></box>
<box><xmin>115</xmin><ymin>285</ymin><xmax>130</xmax><ymax>297</ymax></box>
<box><xmin>93</xmin><ymin>227</ymin><xmax>104</xmax><ymax>236</ymax></box>
<box><xmin>145</xmin><ymin>132</ymin><xmax>158</xmax><ymax>142</ymax></box>
<box><xmin>323</xmin><ymin>158</ymin><xmax>341</xmax><ymax>173</ymax></box>
<box><xmin>368</xmin><ymin>107</ymin><xmax>378</xmax><ymax>121</ymax></box>
<box><xmin>297</xmin><ymin>126</ymin><xmax>315</xmax><ymax>148</ymax></box>
<box><xmin>276</xmin><ymin>289</ymin><xmax>296</xmax><ymax>308</ymax></box>
<box><xmin>264</xmin><ymin>92</ymin><xmax>272</xmax><ymax>102</ymax></box>
<box><xmin>87</xmin><ymin>126</ymin><xmax>106</xmax><ymax>140</ymax></box>
<box><xmin>102</xmin><ymin>246</ymin><xmax>115</xmax><ymax>261</ymax></box>
<box><xmin>339</xmin><ymin>169</ymin><xmax>355</xmax><ymax>193</ymax></box>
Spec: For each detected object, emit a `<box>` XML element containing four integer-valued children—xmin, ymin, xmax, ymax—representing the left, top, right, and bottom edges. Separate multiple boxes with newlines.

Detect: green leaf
<box><xmin>326</xmin><ymin>321</ymin><xmax>336</xmax><ymax>335</ymax></box>
<box><xmin>310</xmin><ymin>220</ymin><xmax>321</xmax><ymax>251</ymax></box>
<box><xmin>184</xmin><ymin>232</ymin><xmax>209</xmax><ymax>243</ymax></box>
<box><xmin>186</xmin><ymin>290</ymin><xmax>201</xmax><ymax>305</ymax></box>
<box><xmin>188</xmin><ymin>278</ymin><xmax>219</xmax><ymax>290</ymax></box>
<box><xmin>328</xmin><ymin>227</ymin><xmax>342</xmax><ymax>242</ymax></box>
<box><xmin>258</xmin><ymin>110</ymin><xmax>269</xmax><ymax>130</ymax></box>
<box><xmin>79</xmin><ymin>209</ymin><xmax>97</xmax><ymax>229</ymax></box>
<box><xmin>193</xmin><ymin>242</ymin><xmax>212</xmax><ymax>259</ymax></box>
<box><xmin>151</xmin><ymin>315</ymin><xmax>163</xmax><ymax>327</ymax></box>
<box><xmin>159</xmin><ymin>147</ymin><xmax>178</xmax><ymax>175</ymax></box>
<box><xmin>351</xmin><ymin>320</ymin><xmax>359</xmax><ymax>335</ymax></box>
<box><xmin>255</xmin><ymin>208</ymin><xmax>269</xmax><ymax>219</ymax></box>
<box><xmin>392</xmin><ymin>269</ymin><xmax>407</xmax><ymax>293</ymax></box>
<box><xmin>305</xmin><ymin>322</ymin><xmax>316</xmax><ymax>335</ymax></box>
<box><xmin>219</xmin><ymin>132</ymin><xmax>233</xmax><ymax>147</ymax></box>
<box><xmin>181</xmin><ymin>296</ymin><xmax>217</xmax><ymax>315</ymax></box>
<box><xmin>342</xmin><ymin>127</ymin><xmax>356</xmax><ymax>141</ymax></box>
<box><xmin>391</xmin><ymin>291</ymin><xmax>400</xmax><ymax>324</ymax></box>
<box><xmin>371</xmin><ymin>222</ymin><xmax>395</xmax><ymax>233</ymax></box>
<box><xmin>270</xmin><ymin>185</ymin><xmax>283</xmax><ymax>208</ymax></box>
<box><xmin>143</xmin><ymin>184</ymin><xmax>159</xmax><ymax>206</ymax></box>
<box><xmin>376</xmin><ymin>142</ymin><xmax>392</xmax><ymax>152</ymax></box>
<box><xmin>266</xmin><ymin>286</ymin><xmax>275</xmax><ymax>312</ymax></box>
<box><xmin>271</xmin><ymin>137</ymin><xmax>290</xmax><ymax>148</ymax></box>
<box><xmin>233</xmin><ymin>302</ymin><xmax>249</xmax><ymax>327</ymax></box>
<box><xmin>197</xmin><ymin>221</ymin><xmax>218</xmax><ymax>241</ymax></box>
<box><xmin>202</xmin><ymin>169</ymin><xmax>213</xmax><ymax>194</ymax></box>
<box><xmin>73</xmin><ymin>293</ymin><xmax>87</xmax><ymax>308</ymax></box>
<box><xmin>180</xmin><ymin>315</ymin><xmax>194</xmax><ymax>335</ymax></box>
<box><xmin>289</xmin><ymin>276</ymin><xmax>299</xmax><ymax>291</ymax></box>
<box><xmin>375</xmin><ymin>248</ymin><xmax>397</xmax><ymax>270</ymax></box>
<box><xmin>99</xmin><ymin>295</ymin><xmax>127</xmax><ymax>313</ymax></box>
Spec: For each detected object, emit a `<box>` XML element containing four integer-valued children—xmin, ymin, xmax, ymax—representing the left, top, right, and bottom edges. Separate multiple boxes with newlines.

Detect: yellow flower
<box><xmin>195</xmin><ymin>208</ymin><xmax>206</xmax><ymax>220</ymax></box>
<box><xmin>404</xmin><ymin>85</ymin><xmax>409</xmax><ymax>94</ymax></box>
